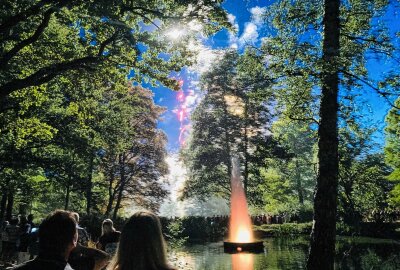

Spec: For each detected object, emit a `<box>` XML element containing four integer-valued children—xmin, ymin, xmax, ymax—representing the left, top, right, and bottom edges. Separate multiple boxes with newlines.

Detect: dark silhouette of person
<box><xmin>11</xmin><ymin>210</ymin><xmax>78</xmax><ymax>270</ymax></box>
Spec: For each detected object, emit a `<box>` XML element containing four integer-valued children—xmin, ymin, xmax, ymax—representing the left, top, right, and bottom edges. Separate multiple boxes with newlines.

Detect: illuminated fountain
<box><xmin>224</xmin><ymin>157</ymin><xmax>264</xmax><ymax>255</ymax></box>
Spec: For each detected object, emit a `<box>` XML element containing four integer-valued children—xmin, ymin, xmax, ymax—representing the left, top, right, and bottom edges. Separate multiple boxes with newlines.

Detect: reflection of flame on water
<box><xmin>229</xmin><ymin>157</ymin><xmax>253</xmax><ymax>243</ymax></box>
<box><xmin>232</xmin><ymin>253</ymin><xmax>254</xmax><ymax>270</ymax></box>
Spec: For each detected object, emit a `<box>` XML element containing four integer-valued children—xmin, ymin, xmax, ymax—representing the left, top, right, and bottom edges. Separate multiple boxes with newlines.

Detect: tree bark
<box><xmin>105</xmin><ymin>166</ymin><xmax>116</xmax><ymax>216</ymax></box>
<box><xmin>307</xmin><ymin>0</ymin><xmax>340</xmax><ymax>269</ymax></box>
<box><xmin>113</xmin><ymin>154</ymin><xmax>126</xmax><ymax>220</ymax></box>
<box><xmin>295</xmin><ymin>159</ymin><xmax>304</xmax><ymax>205</ymax></box>
<box><xmin>86</xmin><ymin>152</ymin><xmax>94</xmax><ymax>215</ymax></box>
<box><xmin>64</xmin><ymin>182</ymin><xmax>71</xmax><ymax>210</ymax></box>
<box><xmin>0</xmin><ymin>192</ymin><xmax>7</xmax><ymax>220</ymax></box>
<box><xmin>5</xmin><ymin>191</ymin><xmax>14</xmax><ymax>220</ymax></box>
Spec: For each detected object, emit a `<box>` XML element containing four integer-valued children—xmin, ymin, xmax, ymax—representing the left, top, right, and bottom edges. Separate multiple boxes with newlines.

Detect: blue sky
<box><xmin>148</xmin><ymin>0</ymin><xmax>399</xmax><ymax>152</ymax></box>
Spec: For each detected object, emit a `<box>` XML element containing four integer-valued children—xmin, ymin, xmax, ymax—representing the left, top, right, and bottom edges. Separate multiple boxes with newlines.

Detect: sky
<box><xmin>148</xmin><ymin>0</ymin><xmax>399</xmax><ymax>152</ymax></box>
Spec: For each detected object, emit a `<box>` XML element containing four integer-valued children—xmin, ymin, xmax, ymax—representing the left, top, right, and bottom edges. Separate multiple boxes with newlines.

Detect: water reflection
<box><xmin>170</xmin><ymin>236</ymin><xmax>400</xmax><ymax>270</ymax></box>
<box><xmin>232</xmin><ymin>253</ymin><xmax>253</xmax><ymax>270</ymax></box>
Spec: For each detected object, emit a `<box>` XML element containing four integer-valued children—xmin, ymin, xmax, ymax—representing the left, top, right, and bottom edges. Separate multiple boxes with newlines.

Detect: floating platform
<box><xmin>223</xmin><ymin>241</ymin><xmax>264</xmax><ymax>254</ymax></box>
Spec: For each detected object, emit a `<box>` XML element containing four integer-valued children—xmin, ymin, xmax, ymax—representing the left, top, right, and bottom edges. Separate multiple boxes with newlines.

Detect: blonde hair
<box><xmin>107</xmin><ymin>211</ymin><xmax>174</xmax><ymax>270</ymax></box>
<box><xmin>101</xmin><ymin>219</ymin><xmax>116</xmax><ymax>235</ymax></box>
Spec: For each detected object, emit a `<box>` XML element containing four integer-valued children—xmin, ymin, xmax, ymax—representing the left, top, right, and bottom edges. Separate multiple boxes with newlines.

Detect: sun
<box><xmin>166</xmin><ymin>28</ymin><xmax>185</xmax><ymax>40</ymax></box>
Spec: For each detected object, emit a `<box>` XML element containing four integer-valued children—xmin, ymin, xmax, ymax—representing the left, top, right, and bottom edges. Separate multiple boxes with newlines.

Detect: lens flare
<box><xmin>175</xmin><ymin>81</ymin><xmax>188</xmax><ymax>146</ymax></box>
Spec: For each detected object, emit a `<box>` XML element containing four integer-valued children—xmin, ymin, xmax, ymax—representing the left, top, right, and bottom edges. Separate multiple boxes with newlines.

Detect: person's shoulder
<box><xmin>11</xmin><ymin>260</ymin><xmax>35</xmax><ymax>270</ymax></box>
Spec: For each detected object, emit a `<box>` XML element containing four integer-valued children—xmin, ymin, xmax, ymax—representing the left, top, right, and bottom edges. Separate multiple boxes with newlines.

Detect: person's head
<box><xmin>10</xmin><ymin>217</ymin><xmax>18</xmax><ymax>225</ymax></box>
<box><xmin>108</xmin><ymin>211</ymin><xmax>174</xmax><ymax>270</ymax></box>
<box><xmin>39</xmin><ymin>210</ymin><xmax>78</xmax><ymax>257</ymax></box>
<box><xmin>27</xmin><ymin>214</ymin><xmax>34</xmax><ymax>222</ymax></box>
<box><xmin>19</xmin><ymin>215</ymin><xmax>28</xmax><ymax>224</ymax></box>
<box><xmin>72</xmin><ymin>212</ymin><xmax>80</xmax><ymax>224</ymax></box>
<box><xmin>101</xmin><ymin>219</ymin><xmax>116</xmax><ymax>235</ymax></box>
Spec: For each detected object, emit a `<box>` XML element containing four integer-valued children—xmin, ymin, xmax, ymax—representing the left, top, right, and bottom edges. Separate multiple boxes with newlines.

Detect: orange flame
<box><xmin>229</xmin><ymin>158</ymin><xmax>253</xmax><ymax>243</ymax></box>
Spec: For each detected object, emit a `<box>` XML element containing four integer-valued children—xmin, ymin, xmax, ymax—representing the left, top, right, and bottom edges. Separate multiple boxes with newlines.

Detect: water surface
<box><xmin>170</xmin><ymin>236</ymin><xmax>400</xmax><ymax>270</ymax></box>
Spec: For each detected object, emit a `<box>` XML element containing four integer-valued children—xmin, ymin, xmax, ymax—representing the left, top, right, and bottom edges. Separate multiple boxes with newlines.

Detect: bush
<box><xmin>254</xmin><ymin>222</ymin><xmax>312</xmax><ymax>237</ymax></box>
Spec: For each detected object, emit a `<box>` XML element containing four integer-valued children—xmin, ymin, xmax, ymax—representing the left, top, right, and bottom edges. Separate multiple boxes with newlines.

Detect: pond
<box><xmin>169</xmin><ymin>236</ymin><xmax>400</xmax><ymax>270</ymax></box>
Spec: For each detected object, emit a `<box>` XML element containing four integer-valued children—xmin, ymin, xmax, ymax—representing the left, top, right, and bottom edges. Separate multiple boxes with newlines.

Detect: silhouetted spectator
<box><xmin>71</xmin><ymin>213</ymin><xmax>89</xmax><ymax>247</ymax></box>
<box><xmin>1</xmin><ymin>220</ymin><xmax>9</xmax><ymax>261</ymax></box>
<box><xmin>96</xmin><ymin>219</ymin><xmax>120</xmax><ymax>255</ymax></box>
<box><xmin>107</xmin><ymin>211</ymin><xmax>176</xmax><ymax>270</ymax></box>
<box><xmin>17</xmin><ymin>216</ymin><xmax>31</xmax><ymax>264</ymax></box>
<box><xmin>3</xmin><ymin>217</ymin><xmax>19</xmax><ymax>264</ymax></box>
<box><xmin>69</xmin><ymin>214</ymin><xmax>109</xmax><ymax>270</ymax></box>
<box><xmin>11</xmin><ymin>210</ymin><xmax>78</xmax><ymax>270</ymax></box>
<box><xmin>27</xmin><ymin>215</ymin><xmax>35</xmax><ymax>233</ymax></box>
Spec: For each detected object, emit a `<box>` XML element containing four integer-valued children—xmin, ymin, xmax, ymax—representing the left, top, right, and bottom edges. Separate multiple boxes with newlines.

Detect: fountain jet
<box><xmin>224</xmin><ymin>157</ymin><xmax>264</xmax><ymax>254</ymax></box>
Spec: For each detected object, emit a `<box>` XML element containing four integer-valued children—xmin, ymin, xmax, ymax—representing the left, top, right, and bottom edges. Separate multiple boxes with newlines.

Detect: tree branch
<box><xmin>288</xmin><ymin>114</ymin><xmax>320</xmax><ymax>125</ymax></box>
<box><xmin>0</xmin><ymin>8</ymin><xmax>54</xmax><ymax>67</ymax></box>
<box><xmin>0</xmin><ymin>0</ymin><xmax>72</xmax><ymax>38</ymax></box>
<box><xmin>0</xmin><ymin>32</ymin><xmax>117</xmax><ymax>99</ymax></box>
<box><xmin>341</xmin><ymin>70</ymin><xmax>400</xmax><ymax>109</ymax></box>
<box><xmin>0</xmin><ymin>56</ymin><xmax>98</xmax><ymax>99</ymax></box>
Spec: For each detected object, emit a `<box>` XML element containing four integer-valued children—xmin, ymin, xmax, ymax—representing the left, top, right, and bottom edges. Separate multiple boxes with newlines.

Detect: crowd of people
<box><xmin>0</xmin><ymin>211</ymin><xmax>295</xmax><ymax>269</ymax></box>
<box><xmin>1</xmin><ymin>210</ymin><xmax>176</xmax><ymax>270</ymax></box>
<box><xmin>1</xmin><ymin>215</ymin><xmax>35</xmax><ymax>266</ymax></box>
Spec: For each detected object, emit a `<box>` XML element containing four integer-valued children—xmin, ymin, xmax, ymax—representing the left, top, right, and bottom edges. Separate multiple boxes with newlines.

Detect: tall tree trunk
<box><xmin>64</xmin><ymin>182</ymin><xmax>71</xmax><ymax>210</ymax></box>
<box><xmin>105</xmin><ymin>166</ymin><xmax>115</xmax><ymax>216</ymax></box>
<box><xmin>86</xmin><ymin>152</ymin><xmax>94</xmax><ymax>215</ymax></box>
<box><xmin>295</xmin><ymin>159</ymin><xmax>304</xmax><ymax>205</ymax></box>
<box><xmin>307</xmin><ymin>0</ymin><xmax>340</xmax><ymax>269</ymax></box>
<box><xmin>113</xmin><ymin>154</ymin><xmax>126</xmax><ymax>220</ymax></box>
<box><xmin>5</xmin><ymin>191</ymin><xmax>14</xmax><ymax>220</ymax></box>
<box><xmin>0</xmin><ymin>192</ymin><xmax>7</xmax><ymax>220</ymax></box>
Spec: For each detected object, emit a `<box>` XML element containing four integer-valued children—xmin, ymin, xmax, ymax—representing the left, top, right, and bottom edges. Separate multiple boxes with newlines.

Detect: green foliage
<box><xmin>338</xmin><ymin>123</ymin><xmax>393</xmax><ymax>225</ymax></box>
<box><xmin>165</xmin><ymin>219</ymin><xmax>188</xmax><ymax>249</ymax></box>
<box><xmin>255</xmin><ymin>223</ymin><xmax>313</xmax><ymax>237</ymax></box>
<box><xmin>261</xmin><ymin>117</ymin><xmax>317</xmax><ymax>215</ymax></box>
<box><xmin>385</xmin><ymin>98</ymin><xmax>400</xmax><ymax>206</ymax></box>
<box><xmin>0</xmin><ymin>0</ymin><xmax>230</xmax><ymax>98</ymax></box>
<box><xmin>0</xmin><ymin>66</ymin><xmax>169</xmax><ymax>217</ymax></box>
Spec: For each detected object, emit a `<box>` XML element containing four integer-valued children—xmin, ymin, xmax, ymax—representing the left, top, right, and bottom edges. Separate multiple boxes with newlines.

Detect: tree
<box><xmin>181</xmin><ymin>50</ymin><xmax>240</xmax><ymax>200</ymax></box>
<box><xmin>0</xmin><ymin>60</ymin><xmax>168</xmax><ymax>217</ymax></box>
<box><xmin>181</xmin><ymin>49</ymin><xmax>274</xmax><ymax>203</ymax></box>
<box><xmin>260</xmin><ymin>0</ymin><xmax>400</xmax><ymax>268</ymax></box>
<box><xmin>385</xmin><ymin>97</ymin><xmax>400</xmax><ymax>206</ymax></box>
<box><xmin>0</xmin><ymin>0</ymin><xmax>230</xmax><ymax>100</ymax></box>
<box><xmin>262</xmin><ymin>116</ymin><xmax>317</xmax><ymax>215</ymax></box>
<box><xmin>338</xmin><ymin>122</ymin><xmax>393</xmax><ymax>226</ymax></box>
<box><xmin>107</xmin><ymin>86</ymin><xmax>169</xmax><ymax>218</ymax></box>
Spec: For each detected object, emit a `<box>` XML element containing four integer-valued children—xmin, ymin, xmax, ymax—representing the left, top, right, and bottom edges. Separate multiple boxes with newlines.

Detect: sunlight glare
<box><xmin>166</xmin><ymin>28</ymin><xmax>185</xmax><ymax>40</ymax></box>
